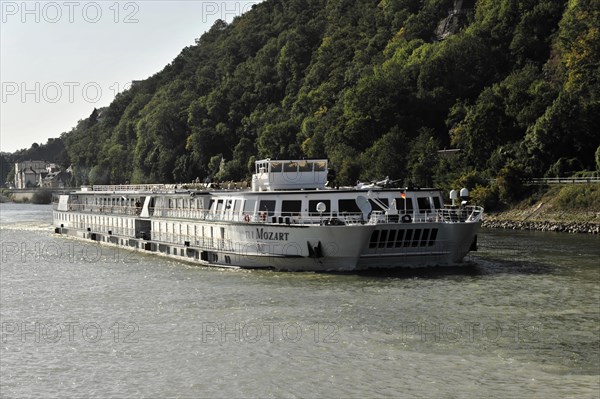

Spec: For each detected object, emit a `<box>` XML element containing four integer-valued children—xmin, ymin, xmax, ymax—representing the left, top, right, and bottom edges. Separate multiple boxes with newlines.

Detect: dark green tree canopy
<box><xmin>16</xmin><ymin>0</ymin><xmax>597</xmax><ymax>189</ymax></box>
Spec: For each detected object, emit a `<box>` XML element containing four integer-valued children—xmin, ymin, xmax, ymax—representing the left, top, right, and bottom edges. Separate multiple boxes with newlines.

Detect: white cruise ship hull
<box><xmin>51</xmin><ymin>158</ymin><xmax>483</xmax><ymax>272</ymax></box>
<box><xmin>53</xmin><ymin>211</ymin><xmax>378</xmax><ymax>271</ymax></box>
<box><xmin>53</xmin><ymin>210</ymin><xmax>480</xmax><ymax>271</ymax></box>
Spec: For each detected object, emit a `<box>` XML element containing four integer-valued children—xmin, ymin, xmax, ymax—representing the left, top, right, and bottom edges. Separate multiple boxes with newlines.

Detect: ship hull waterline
<box><xmin>53</xmin><ymin>211</ymin><xmax>480</xmax><ymax>272</ymax></box>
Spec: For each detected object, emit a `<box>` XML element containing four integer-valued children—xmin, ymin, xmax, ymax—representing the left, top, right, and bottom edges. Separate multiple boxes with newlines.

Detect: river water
<box><xmin>1</xmin><ymin>203</ymin><xmax>598</xmax><ymax>398</ymax></box>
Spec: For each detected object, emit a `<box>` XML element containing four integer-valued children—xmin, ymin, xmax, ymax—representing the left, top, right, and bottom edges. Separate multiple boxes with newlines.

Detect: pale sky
<box><xmin>0</xmin><ymin>0</ymin><xmax>261</xmax><ymax>153</ymax></box>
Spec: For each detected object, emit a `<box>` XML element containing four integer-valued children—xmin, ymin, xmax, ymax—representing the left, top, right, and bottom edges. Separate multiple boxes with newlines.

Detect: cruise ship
<box><xmin>52</xmin><ymin>159</ymin><xmax>483</xmax><ymax>271</ymax></box>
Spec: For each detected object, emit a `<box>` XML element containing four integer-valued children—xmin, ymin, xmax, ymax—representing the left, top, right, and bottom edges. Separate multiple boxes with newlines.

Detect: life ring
<box><xmin>401</xmin><ymin>214</ymin><xmax>412</xmax><ymax>223</ymax></box>
<box><xmin>243</xmin><ymin>214</ymin><xmax>251</xmax><ymax>223</ymax></box>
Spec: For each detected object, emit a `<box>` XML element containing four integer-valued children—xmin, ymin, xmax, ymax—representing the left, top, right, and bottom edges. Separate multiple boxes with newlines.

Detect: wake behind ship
<box><xmin>53</xmin><ymin>159</ymin><xmax>483</xmax><ymax>271</ymax></box>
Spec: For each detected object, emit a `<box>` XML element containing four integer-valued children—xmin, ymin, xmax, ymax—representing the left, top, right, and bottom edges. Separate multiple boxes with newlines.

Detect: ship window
<box><xmin>396</xmin><ymin>197</ymin><xmax>413</xmax><ymax>212</ymax></box>
<box><xmin>282</xmin><ymin>200</ymin><xmax>302</xmax><ymax>217</ymax></box>
<box><xmin>270</xmin><ymin>162</ymin><xmax>282</xmax><ymax>172</ymax></box>
<box><xmin>369</xmin><ymin>230</ymin><xmax>379</xmax><ymax>248</ymax></box>
<box><xmin>403</xmin><ymin>230</ymin><xmax>413</xmax><ymax>247</ymax></box>
<box><xmin>233</xmin><ymin>200</ymin><xmax>241</xmax><ymax>213</ymax></box>
<box><xmin>412</xmin><ymin>229</ymin><xmax>421</xmax><ymax>247</ymax></box>
<box><xmin>308</xmin><ymin>200</ymin><xmax>331</xmax><ymax>216</ymax></box>
<box><xmin>314</xmin><ymin>161</ymin><xmax>326</xmax><ymax>172</ymax></box>
<box><xmin>378</xmin><ymin>230</ymin><xmax>388</xmax><ymax>248</ymax></box>
<box><xmin>421</xmin><ymin>229</ymin><xmax>430</xmax><ymax>246</ymax></box>
<box><xmin>338</xmin><ymin>199</ymin><xmax>361</xmax><ymax>214</ymax></box>
<box><xmin>259</xmin><ymin>200</ymin><xmax>276</xmax><ymax>216</ymax></box>
<box><xmin>243</xmin><ymin>199</ymin><xmax>256</xmax><ymax>213</ymax></box>
<box><xmin>369</xmin><ymin>198</ymin><xmax>388</xmax><ymax>211</ymax></box>
<box><xmin>432</xmin><ymin>197</ymin><xmax>441</xmax><ymax>209</ymax></box>
<box><xmin>283</xmin><ymin>162</ymin><xmax>297</xmax><ymax>172</ymax></box>
<box><xmin>395</xmin><ymin>229</ymin><xmax>405</xmax><ymax>247</ymax></box>
<box><xmin>223</xmin><ymin>200</ymin><xmax>233</xmax><ymax>219</ymax></box>
<box><xmin>417</xmin><ymin>197</ymin><xmax>431</xmax><ymax>212</ymax></box>
<box><xmin>387</xmin><ymin>230</ymin><xmax>397</xmax><ymax>248</ymax></box>
<box><xmin>429</xmin><ymin>229</ymin><xmax>438</xmax><ymax>246</ymax></box>
<box><xmin>298</xmin><ymin>161</ymin><xmax>312</xmax><ymax>172</ymax></box>
<box><xmin>215</xmin><ymin>200</ymin><xmax>224</xmax><ymax>214</ymax></box>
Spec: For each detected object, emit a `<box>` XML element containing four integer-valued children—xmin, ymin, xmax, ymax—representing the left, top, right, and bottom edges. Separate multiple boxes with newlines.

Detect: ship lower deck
<box><xmin>53</xmin><ymin>210</ymin><xmax>479</xmax><ymax>271</ymax></box>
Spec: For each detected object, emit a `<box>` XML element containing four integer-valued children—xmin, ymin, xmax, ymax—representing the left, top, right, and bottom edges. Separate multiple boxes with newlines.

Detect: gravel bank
<box><xmin>482</xmin><ymin>219</ymin><xmax>600</xmax><ymax>234</ymax></box>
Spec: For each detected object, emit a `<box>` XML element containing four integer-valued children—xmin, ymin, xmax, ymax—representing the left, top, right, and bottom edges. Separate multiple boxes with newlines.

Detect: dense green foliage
<box><xmin>0</xmin><ymin>154</ymin><xmax>11</xmax><ymax>186</ymax></box>
<box><xmin>31</xmin><ymin>188</ymin><xmax>53</xmax><ymax>204</ymax></box>
<box><xmin>555</xmin><ymin>184</ymin><xmax>600</xmax><ymax>209</ymax></box>
<box><xmin>14</xmin><ymin>0</ymin><xmax>600</xmax><ymax>202</ymax></box>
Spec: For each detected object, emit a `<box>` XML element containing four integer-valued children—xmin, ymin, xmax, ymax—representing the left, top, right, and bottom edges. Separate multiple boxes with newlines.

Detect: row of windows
<box><xmin>56</xmin><ymin>212</ymin><xmax>135</xmax><ymax>229</ymax></box>
<box><xmin>78</xmin><ymin>196</ymin><xmax>143</xmax><ymax>207</ymax></box>
<box><xmin>256</xmin><ymin>160</ymin><xmax>327</xmax><ymax>173</ymax></box>
<box><xmin>70</xmin><ymin>193</ymin><xmax>443</xmax><ymax>219</ymax></box>
<box><xmin>368</xmin><ymin>228</ymin><xmax>439</xmax><ymax>249</ymax></box>
<box><xmin>162</xmin><ymin>196</ymin><xmax>443</xmax><ymax>218</ymax></box>
<box><xmin>258</xmin><ymin>197</ymin><xmax>441</xmax><ymax>217</ymax></box>
<box><xmin>152</xmin><ymin>221</ymin><xmax>220</xmax><ymax>237</ymax></box>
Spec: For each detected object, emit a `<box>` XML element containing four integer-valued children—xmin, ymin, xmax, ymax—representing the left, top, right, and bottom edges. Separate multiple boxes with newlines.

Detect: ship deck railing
<box><xmin>85</xmin><ymin>181</ymin><xmax>251</xmax><ymax>192</ymax></box>
<box><xmin>85</xmin><ymin>184</ymin><xmax>168</xmax><ymax>192</ymax></box>
<box><xmin>53</xmin><ymin>203</ymin><xmax>147</xmax><ymax>216</ymax></box>
<box><xmin>435</xmin><ymin>206</ymin><xmax>484</xmax><ymax>223</ymax></box>
<box><xmin>54</xmin><ymin>203</ymin><xmax>483</xmax><ymax>225</ymax></box>
<box><xmin>366</xmin><ymin>206</ymin><xmax>484</xmax><ymax>225</ymax></box>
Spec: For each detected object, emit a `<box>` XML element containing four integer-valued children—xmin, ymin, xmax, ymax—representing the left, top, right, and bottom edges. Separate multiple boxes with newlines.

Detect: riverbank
<box><xmin>0</xmin><ymin>188</ymin><xmax>53</xmax><ymax>204</ymax></box>
<box><xmin>482</xmin><ymin>184</ymin><xmax>600</xmax><ymax>234</ymax></box>
<box><xmin>482</xmin><ymin>218</ymin><xmax>600</xmax><ymax>234</ymax></box>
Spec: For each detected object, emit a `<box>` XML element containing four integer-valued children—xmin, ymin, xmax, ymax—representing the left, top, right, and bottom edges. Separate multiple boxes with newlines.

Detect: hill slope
<box><xmin>53</xmin><ymin>0</ymin><xmax>600</xmax><ymax>187</ymax></box>
<box><xmin>483</xmin><ymin>184</ymin><xmax>600</xmax><ymax>233</ymax></box>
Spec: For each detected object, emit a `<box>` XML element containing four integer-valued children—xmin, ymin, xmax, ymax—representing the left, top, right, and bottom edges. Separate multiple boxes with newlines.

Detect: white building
<box><xmin>14</xmin><ymin>161</ymin><xmax>47</xmax><ymax>189</ymax></box>
<box><xmin>14</xmin><ymin>161</ymin><xmax>70</xmax><ymax>189</ymax></box>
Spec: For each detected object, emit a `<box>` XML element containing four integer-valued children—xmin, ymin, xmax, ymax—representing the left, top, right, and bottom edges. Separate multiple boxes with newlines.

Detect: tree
<box><xmin>22</xmin><ymin>0</ymin><xmax>594</xmax><ymax>189</ymax></box>
<box><xmin>360</xmin><ymin>127</ymin><xmax>409</xmax><ymax>181</ymax></box>
<box><xmin>0</xmin><ymin>154</ymin><xmax>11</xmax><ymax>187</ymax></box>
<box><xmin>408</xmin><ymin>128</ymin><xmax>440</xmax><ymax>187</ymax></box>
<box><xmin>496</xmin><ymin>162</ymin><xmax>525</xmax><ymax>204</ymax></box>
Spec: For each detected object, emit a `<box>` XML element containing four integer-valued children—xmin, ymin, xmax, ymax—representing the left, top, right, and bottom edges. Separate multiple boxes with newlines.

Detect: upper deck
<box><xmin>54</xmin><ymin>158</ymin><xmax>483</xmax><ymax>225</ymax></box>
<box><xmin>252</xmin><ymin>159</ymin><xmax>328</xmax><ymax>191</ymax></box>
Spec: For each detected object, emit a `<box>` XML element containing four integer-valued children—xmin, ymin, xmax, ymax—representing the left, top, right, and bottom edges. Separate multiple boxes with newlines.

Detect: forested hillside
<box><xmin>54</xmin><ymin>0</ymin><xmax>600</xmax><ymax>198</ymax></box>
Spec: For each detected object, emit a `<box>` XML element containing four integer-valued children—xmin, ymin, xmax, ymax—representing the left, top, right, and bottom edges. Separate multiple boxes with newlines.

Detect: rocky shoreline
<box><xmin>482</xmin><ymin>219</ymin><xmax>600</xmax><ymax>234</ymax></box>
